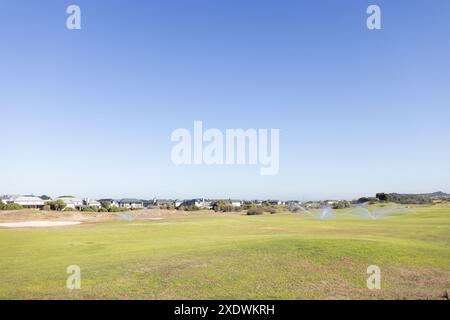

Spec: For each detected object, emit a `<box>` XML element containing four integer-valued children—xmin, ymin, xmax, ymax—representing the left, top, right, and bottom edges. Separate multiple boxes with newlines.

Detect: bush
<box><xmin>100</xmin><ymin>201</ymin><xmax>111</xmax><ymax>210</ymax></box>
<box><xmin>376</xmin><ymin>193</ymin><xmax>391</xmax><ymax>202</ymax></box>
<box><xmin>98</xmin><ymin>207</ymin><xmax>108</xmax><ymax>213</ymax></box>
<box><xmin>376</xmin><ymin>192</ymin><xmax>431</xmax><ymax>204</ymax></box>
<box><xmin>216</xmin><ymin>204</ymin><xmax>234</xmax><ymax>212</ymax></box>
<box><xmin>247</xmin><ymin>207</ymin><xmax>264</xmax><ymax>215</ymax></box>
<box><xmin>332</xmin><ymin>201</ymin><xmax>352</xmax><ymax>210</ymax></box>
<box><xmin>46</xmin><ymin>200</ymin><xmax>66</xmax><ymax>211</ymax></box>
<box><xmin>3</xmin><ymin>203</ymin><xmax>23</xmax><ymax>210</ymax></box>
<box><xmin>81</xmin><ymin>207</ymin><xmax>97</xmax><ymax>212</ymax></box>
<box><xmin>108</xmin><ymin>206</ymin><xmax>127</xmax><ymax>212</ymax></box>
<box><xmin>266</xmin><ymin>207</ymin><xmax>277</xmax><ymax>214</ymax></box>
<box><xmin>212</xmin><ymin>200</ymin><xmax>242</xmax><ymax>212</ymax></box>
<box><xmin>63</xmin><ymin>207</ymin><xmax>75</xmax><ymax>212</ymax></box>
<box><xmin>357</xmin><ymin>197</ymin><xmax>370</xmax><ymax>204</ymax></box>
<box><xmin>243</xmin><ymin>203</ymin><xmax>256</xmax><ymax>210</ymax></box>
<box><xmin>159</xmin><ymin>203</ymin><xmax>173</xmax><ymax>210</ymax></box>
<box><xmin>212</xmin><ymin>200</ymin><xmax>226</xmax><ymax>212</ymax></box>
<box><xmin>182</xmin><ymin>205</ymin><xmax>200</xmax><ymax>211</ymax></box>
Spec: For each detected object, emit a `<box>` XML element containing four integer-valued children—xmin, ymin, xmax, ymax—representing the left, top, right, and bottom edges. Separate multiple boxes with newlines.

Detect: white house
<box><xmin>230</xmin><ymin>200</ymin><xmax>242</xmax><ymax>207</ymax></box>
<box><xmin>0</xmin><ymin>195</ymin><xmax>11</xmax><ymax>205</ymax></box>
<box><xmin>182</xmin><ymin>199</ymin><xmax>208</xmax><ymax>208</ymax></box>
<box><xmin>269</xmin><ymin>200</ymin><xmax>285</xmax><ymax>206</ymax></box>
<box><xmin>58</xmin><ymin>196</ymin><xmax>84</xmax><ymax>210</ymax></box>
<box><xmin>174</xmin><ymin>199</ymin><xmax>183</xmax><ymax>208</ymax></box>
<box><xmin>3</xmin><ymin>195</ymin><xmax>45</xmax><ymax>209</ymax></box>
<box><xmin>156</xmin><ymin>199</ymin><xmax>174</xmax><ymax>208</ymax></box>
<box><xmin>83</xmin><ymin>198</ymin><xmax>102</xmax><ymax>209</ymax></box>
<box><xmin>99</xmin><ymin>199</ymin><xmax>119</xmax><ymax>207</ymax></box>
<box><xmin>119</xmin><ymin>199</ymin><xmax>144</xmax><ymax>209</ymax></box>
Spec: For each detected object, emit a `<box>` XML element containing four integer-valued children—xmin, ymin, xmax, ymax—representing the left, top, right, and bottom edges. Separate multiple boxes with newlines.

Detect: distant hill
<box><xmin>391</xmin><ymin>191</ymin><xmax>450</xmax><ymax>199</ymax></box>
<box><xmin>375</xmin><ymin>191</ymin><xmax>450</xmax><ymax>204</ymax></box>
<box><xmin>419</xmin><ymin>191</ymin><xmax>450</xmax><ymax>199</ymax></box>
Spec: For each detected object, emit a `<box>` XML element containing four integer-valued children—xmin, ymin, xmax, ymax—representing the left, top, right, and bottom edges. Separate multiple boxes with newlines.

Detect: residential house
<box><xmin>286</xmin><ymin>201</ymin><xmax>303</xmax><ymax>206</ymax></box>
<box><xmin>57</xmin><ymin>196</ymin><xmax>84</xmax><ymax>210</ymax></box>
<box><xmin>83</xmin><ymin>198</ymin><xmax>102</xmax><ymax>209</ymax></box>
<box><xmin>230</xmin><ymin>200</ymin><xmax>242</xmax><ymax>207</ymax></box>
<box><xmin>143</xmin><ymin>198</ymin><xmax>157</xmax><ymax>208</ymax></box>
<box><xmin>98</xmin><ymin>199</ymin><xmax>120</xmax><ymax>208</ymax></box>
<box><xmin>182</xmin><ymin>199</ymin><xmax>207</xmax><ymax>208</ymax></box>
<box><xmin>3</xmin><ymin>195</ymin><xmax>45</xmax><ymax>209</ymax></box>
<box><xmin>155</xmin><ymin>199</ymin><xmax>175</xmax><ymax>209</ymax></box>
<box><xmin>174</xmin><ymin>199</ymin><xmax>183</xmax><ymax>208</ymax></box>
<box><xmin>204</xmin><ymin>200</ymin><xmax>213</xmax><ymax>209</ymax></box>
<box><xmin>0</xmin><ymin>195</ymin><xmax>11</xmax><ymax>205</ymax></box>
<box><xmin>119</xmin><ymin>199</ymin><xmax>144</xmax><ymax>209</ymax></box>
<box><xmin>268</xmin><ymin>200</ymin><xmax>285</xmax><ymax>206</ymax></box>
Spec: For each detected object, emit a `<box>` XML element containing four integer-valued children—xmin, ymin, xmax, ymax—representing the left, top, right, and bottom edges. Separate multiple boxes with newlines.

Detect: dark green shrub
<box><xmin>101</xmin><ymin>201</ymin><xmax>111</xmax><ymax>210</ymax></box>
<box><xmin>81</xmin><ymin>207</ymin><xmax>97</xmax><ymax>212</ymax></box>
<box><xmin>243</xmin><ymin>203</ymin><xmax>255</xmax><ymax>210</ymax></box>
<box><xmin>46</xmin><ymin>200</ymin><xmax>66</xmax><ymax>211</ymax></box>
<box><xmin>3</xmin><ymin>203</ymin><xmax>23</xmax><ymax>210</ymax></box>
<box><xmin>183</xmin><ymin>205</ymin><xmax>200</xmax><ymax>211</ymax></box>
<box><xmin>159</xmin><ymin>203</ymin><xmax>173</xmax><ymax>210</ymax></box>
<box><xmin>212</xmin><ymin>200</ymin><xmax>242</xmax><ymax>212</ymax></box>
<box><xmin>108</xmin><ymin>206</ymin><xmax>127</xmax><ymax>212</ymax></box>
<box><xmin>357</xmin><ymin>197</ymin><xmax>370</xmax><ymax>204</ymax></box>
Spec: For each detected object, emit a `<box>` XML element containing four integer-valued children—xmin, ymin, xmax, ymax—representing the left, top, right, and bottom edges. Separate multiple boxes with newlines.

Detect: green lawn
<box><xmin>1</xmin><ymin>204</ymin><xmax>449</xmax><ymax>299</ymax></box>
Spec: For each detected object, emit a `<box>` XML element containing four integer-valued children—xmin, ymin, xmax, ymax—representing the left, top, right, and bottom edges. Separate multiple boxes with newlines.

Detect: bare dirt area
<box><xmin>0</xmin><ymin>221</ymin><xmax>82</xmax><ymax>228</ymax></box>
<box><xmin>0</xmin><ymin>208</ymin><xmax>232</xmax><ymax>225</ymax></box>
<box><xmin>0</xmin><ymin>209</ymin><xmax>89</xmax><ymax>222</ymax></box>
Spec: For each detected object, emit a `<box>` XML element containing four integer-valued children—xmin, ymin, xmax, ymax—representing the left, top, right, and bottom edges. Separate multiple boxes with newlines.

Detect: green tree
<box><xmin>376</xmin><ymin>193</ymin><xmax>391</xmax><ymax>202</ymax></box>
<box><xmin>101</xmin><ymin>201</ymin><xmax>111</xmax><ymax>210</ymax></box>
<box><xmin>212</xmin><ymin>200</ymin><xmax>236</xmax><ymax>212</ymax></box>
<box><xmin>46</xmin><ymin>200</ymin><xmax>66</xmax><ymax>211</ymax></box>
<box><xmin>357</xmin><ymin>197</ymin><xmax>370</xmax><ymax>204</ymax></box>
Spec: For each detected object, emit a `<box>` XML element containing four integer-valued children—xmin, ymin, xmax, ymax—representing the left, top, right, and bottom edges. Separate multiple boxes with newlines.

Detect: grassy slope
<box><xmin>0</xmin><ymin>204</ymin><xmax>449</xmax><ymax>299</ymax></box>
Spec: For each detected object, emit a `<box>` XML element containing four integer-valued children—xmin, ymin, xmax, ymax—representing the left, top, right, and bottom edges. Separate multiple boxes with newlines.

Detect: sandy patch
<box><xmin>0</xmin><ymin>221</ymin><xmax>82</xmax><ymax>228</ymax></box>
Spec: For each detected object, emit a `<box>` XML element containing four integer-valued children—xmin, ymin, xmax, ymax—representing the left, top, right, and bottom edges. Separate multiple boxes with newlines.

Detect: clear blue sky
<box><xmin>1</xmin><ymin>0</ymin><xmax>449</xmax><ymax>200</ymax></box>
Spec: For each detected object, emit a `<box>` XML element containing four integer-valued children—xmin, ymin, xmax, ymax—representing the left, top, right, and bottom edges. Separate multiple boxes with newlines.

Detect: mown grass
<box><xmin>0</xmin><ymin>204</ymin><xmax>449</xmax><ymax>299</ymax></box>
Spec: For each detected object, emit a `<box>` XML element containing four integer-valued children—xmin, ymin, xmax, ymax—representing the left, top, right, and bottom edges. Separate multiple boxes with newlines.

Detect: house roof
<box><xmin>58</xmin><ymin>196</ymin><xmax>83</xmax><ymax>204</ymax></box>
<box><xmin>12</xmin><ymin>195</ymin><xmax>44</xmax><ymax>202</ymax></box>
<box><xmin>1</xmin><ymin>195</ymin><xmax>19</xmax><ymax>200</ymax></box>
<box><xmin>120</xmin><ymin>198</ymin><xmax>143</xmax><ymax>204</ymax></box>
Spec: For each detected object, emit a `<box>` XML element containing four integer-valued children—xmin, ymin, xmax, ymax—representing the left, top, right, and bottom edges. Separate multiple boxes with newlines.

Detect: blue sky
<box><xmin>1</xmin><ymin>0</ymin><xmax>449</xmax><ymax>200</ymax></box>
